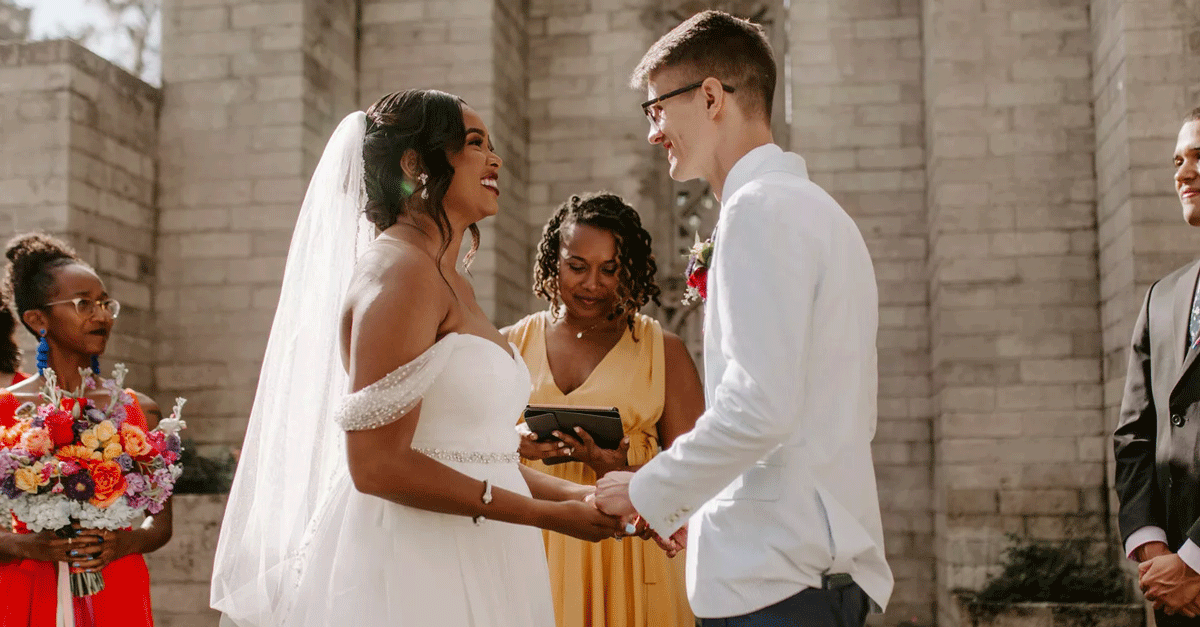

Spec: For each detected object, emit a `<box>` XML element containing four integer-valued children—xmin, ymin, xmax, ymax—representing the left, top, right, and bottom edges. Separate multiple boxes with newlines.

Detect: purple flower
<box><xmin>147</xmin><ymin>500</ymin><xmax>164</xmax><ymax>515</ymax></box>
<box><xmin>109</xmin><ymin>404</ymin><xmax>126</xmax><ymax>427</ymax></box>
<box><xmin>84</xmin><ymin>408</ymin><xmax>105</xmax><ymax>424</ymax></box>
<box><xmin>166</xmin><ymin>435</ymin><xmax>181</xmax><ymax>454</ymax></box>
<box><xmin>0</xmin><ymin>451</ymin><xmax>20</xmax><ymax>477</ymax></box>
<box><xmin>72</xmin><ymin>420</ymin><xmax>89</xmax><ymax>436</ymax></box>
<box><xmin>115</xmin><ymin>454</ymin><xmax>133</xmax><ymax>472</ymax></box>
<box><xmin>124</xmin><ymin>472</ymin><xmax>148</xmax><ymax>495</ymax></box>
<box><xmin>152</xmin><ymin>467</ymin><xmax>172</xmax><ymax>484</ymax></box>
<box><xmin>1</xmin><ymin>476</ymin><xmax>20</xmax><ymax>499</ymax></box>
<box><xmin>62</xmin><ymin>472</ymin><xmax>95</xmax><ymax>502</ymax></box>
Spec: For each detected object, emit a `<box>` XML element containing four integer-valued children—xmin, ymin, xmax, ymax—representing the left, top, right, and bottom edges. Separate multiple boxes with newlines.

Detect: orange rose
<box><xmin>0</xmin><ymin>425</ymin><xmax>24</xmax><ymax>448</ymax></box>
<box><xmin>120</xmin><ymin>424</ymin><xmax>153</xmax><ymax>458</ymax></box>
<box><xmin>89</xmin><ymin>461</ymin><xmax>127</xmax><ymax>508</ymax></box>
<box><xmin>56</xmin><ymin>444</ymin><xmax>102</xmax><ymax>462</ymax></box>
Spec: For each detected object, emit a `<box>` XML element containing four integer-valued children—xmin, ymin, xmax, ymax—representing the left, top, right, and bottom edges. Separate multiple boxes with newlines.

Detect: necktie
<box><xmin>1189</xmin><ymin>275</ymin><xmax>1200</xmax><ymax>353</ymax></box>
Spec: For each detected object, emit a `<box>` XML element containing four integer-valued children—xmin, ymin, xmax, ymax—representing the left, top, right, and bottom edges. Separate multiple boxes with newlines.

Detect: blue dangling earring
<box><xmin>90</xmin><ymin>355</ymin><xmax>101</xmax><ymax>376</ymax></box>
<box><xmin>36</xmin><ymin>329</ymin><xmax>49</xmax><ymax>376</ymax></box>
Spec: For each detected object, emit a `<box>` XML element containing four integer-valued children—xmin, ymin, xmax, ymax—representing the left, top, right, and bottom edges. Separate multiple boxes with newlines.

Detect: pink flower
<box><xmin>146</xmin><ymin>431</ymin><xmax>167</xmax><ymax>455</ymax></box>
<box><xmin>19</xmin><ymin>429</ymin><xmax>52</xmax><ymax>458</ymax></box>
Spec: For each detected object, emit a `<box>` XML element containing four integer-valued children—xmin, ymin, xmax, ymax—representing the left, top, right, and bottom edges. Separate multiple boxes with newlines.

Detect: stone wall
<box><xmin>923</xmin><ymin>1</ymin><xmax>1109</xmax><ymax>624</ymax></box>
<box><xmin>0</xmin><ymin>40</ymin><xmax>160</xmax><ymax>389</ymax></box>
<box><xmin>145</xmin><ymin>495</ymin><xmax>228</xmax><ymax>627</ymax></box>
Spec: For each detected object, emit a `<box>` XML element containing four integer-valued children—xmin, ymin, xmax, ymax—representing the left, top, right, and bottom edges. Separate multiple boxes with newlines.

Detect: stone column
<box><xmin>359</xmin><ymin>0</ymin><xmax>531</xmax><ymax>324</ymax></box>
<box><xmin>923</xmin><ymin>0</ymin><xmax>1106</xmax><ymax>624</ymax></box>
<box><xmin>156</xmin><ymin>0</ymin><xmax>358</xmax><ymax>450</ymax></box>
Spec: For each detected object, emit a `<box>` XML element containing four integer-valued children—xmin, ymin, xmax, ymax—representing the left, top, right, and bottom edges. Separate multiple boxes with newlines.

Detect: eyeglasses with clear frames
<box><xmin>640</xmin><ymin>80</ymin><xmax>736</xmax><ymax>126</ymax></box>
<box><xmin>41</xmin><ymin>297</ymin><xmax>121</xmax><ymax>320</ymax></box>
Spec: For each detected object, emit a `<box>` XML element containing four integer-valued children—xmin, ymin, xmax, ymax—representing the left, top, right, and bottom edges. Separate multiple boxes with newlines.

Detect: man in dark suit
<box><xmin>1115</xmin><ymin>108</ymin><xmax>1200</xmax><ymax>621</ymax></box>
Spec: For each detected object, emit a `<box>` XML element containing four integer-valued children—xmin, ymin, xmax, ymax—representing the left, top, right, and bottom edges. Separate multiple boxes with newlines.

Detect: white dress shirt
<box><xmin>629</xmin><ymin>144</ymin><xmax>893</xmax><ymax>618</ymax></box>
<box><xmin>1126</xmin><ymin>526</ymin><xmax>1200</xmax><ymax>572</ymax></box>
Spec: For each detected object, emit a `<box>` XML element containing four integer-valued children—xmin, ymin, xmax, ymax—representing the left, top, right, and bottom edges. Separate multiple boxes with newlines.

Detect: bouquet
<box><xmin>0</xmin><ymin>364</ymin><xmax>186</xmax><ymax>597</ymax></box>
<box><xmin>683</xmin><ymin>235</ymin><xmax>714</xmax><ymax>305</ymax></box>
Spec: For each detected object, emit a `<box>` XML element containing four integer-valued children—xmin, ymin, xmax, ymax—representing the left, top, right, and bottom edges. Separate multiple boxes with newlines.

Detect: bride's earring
<box><xmin>418</xmin><ymin>173</ymin><xmax>429</xmax><ymax>199</ymax></box>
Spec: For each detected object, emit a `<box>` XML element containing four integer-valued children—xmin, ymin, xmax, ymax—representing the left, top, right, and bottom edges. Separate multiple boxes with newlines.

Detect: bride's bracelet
<box><xmin>473</xmin><ymin>480</ymin><xmax>493</xmax><ymax>526</ymax></box>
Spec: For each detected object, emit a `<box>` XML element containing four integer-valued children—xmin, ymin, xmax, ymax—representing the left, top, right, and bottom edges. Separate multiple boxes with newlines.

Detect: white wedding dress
<box><xmin>278</xmin><ymin>332</ymin><xmax>555</xmax><ymax>626</ymax></box>
<box><xmin>212</xmin><ymin>112</ymin><xmax>555</xmax><ymax>627</ymax></box>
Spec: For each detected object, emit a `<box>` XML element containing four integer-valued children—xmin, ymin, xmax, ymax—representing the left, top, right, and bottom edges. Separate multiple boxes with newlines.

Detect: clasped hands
<box><xmin>1138</xmin><ymin>541</ymin><xmax>1200</xmax><ymax>616</ymax></box>
<box><xmin>590</xmin><ymin>471</ymin><xmax>687</xmax><ymax>558</ymax></box>
<box><xmin>516</xmin><ymin>424</ymin><xmax>686</xmax><ymax>555</ymax></box>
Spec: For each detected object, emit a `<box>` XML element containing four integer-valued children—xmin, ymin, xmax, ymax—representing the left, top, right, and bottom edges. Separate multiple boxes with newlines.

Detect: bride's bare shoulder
<box><xmin>349</xmin><ymin>238</ymin><xmax>443</xmax><ymax>299</ymax></box>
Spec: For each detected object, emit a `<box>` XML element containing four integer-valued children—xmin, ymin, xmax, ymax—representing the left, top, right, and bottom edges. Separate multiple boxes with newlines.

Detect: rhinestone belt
<box><xmin>414</xmin><ymin>447</ymin><xmax>520</xmax><ymax>464</ymax></box>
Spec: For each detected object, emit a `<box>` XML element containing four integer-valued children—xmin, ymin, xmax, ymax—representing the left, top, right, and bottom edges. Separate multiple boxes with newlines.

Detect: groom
<box><xmin>595</xmin><ymin>10</ymin><xmax>892</xmax><ymax>626</ymax></box>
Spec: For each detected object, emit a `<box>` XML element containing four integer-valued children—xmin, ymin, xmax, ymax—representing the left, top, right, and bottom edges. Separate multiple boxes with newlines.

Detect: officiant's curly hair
<box><xmin>631</xmin><ymin>10</ymin><xmax>776</xmax><ymax>119</ymax></box>
<box><xmin>362</xmin><ymin>89</ymin><xmax>481</xmax><ymax>269</ymax></box>
<box><xmin>534</xmin><ymin>192</ymin><xmax>661</xmax><ymax>335</ymax></box>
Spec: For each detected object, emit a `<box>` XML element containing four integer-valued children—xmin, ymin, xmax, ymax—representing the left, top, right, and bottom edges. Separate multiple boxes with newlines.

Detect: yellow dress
<box><xmin>508</xmin><ymin>311</ymin><xmax>693</xmax><ymax>627</ymax></box>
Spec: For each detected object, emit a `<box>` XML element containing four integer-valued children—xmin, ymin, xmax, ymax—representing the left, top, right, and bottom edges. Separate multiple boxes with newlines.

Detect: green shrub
<box><xmin>974</xmin><ymin>536</ymin><xmax>1130</xmax><ymax>604</ymax></box>
<box><xmin>173</xmin><ymin>440</ymin><xmax>237</xmax><ymax>494</ymax></box>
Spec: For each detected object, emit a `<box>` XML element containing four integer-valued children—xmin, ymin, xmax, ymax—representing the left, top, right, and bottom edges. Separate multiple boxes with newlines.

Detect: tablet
<box><xmin>522</xmin><ymin>405</ymin><xmax>624</xmax><ymax>465</ymax></box>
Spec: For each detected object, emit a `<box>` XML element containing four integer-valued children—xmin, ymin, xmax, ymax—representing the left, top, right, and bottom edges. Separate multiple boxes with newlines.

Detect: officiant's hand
<box><xmin>517</xmin><ymin>423</ymin><xmax>572</xmax><ymax>461</ymax></box>
<box><xmin>554</xmin><ymin>427</ymin><xmax>630</xmax><ymax>478</ymax></box>
<box><xmin>1140</xmin><ymin>553</ymin><xmax>1200</xmax><ymax>616</ymax></box>
<box><xmin>594</xmin><ymin>470</ymin><xmax>636</xmax><ymax>518</ymax></box>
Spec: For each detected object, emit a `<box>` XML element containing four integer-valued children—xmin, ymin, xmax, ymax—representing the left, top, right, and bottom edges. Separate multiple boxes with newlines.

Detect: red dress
<box><xmin>0</xmin><ymin>390</ymin><xmax>155</xmax><ymax>627</ymax></box>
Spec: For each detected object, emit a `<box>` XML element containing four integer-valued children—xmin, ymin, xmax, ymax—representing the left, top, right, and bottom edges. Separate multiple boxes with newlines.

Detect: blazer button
<box><xmin>1172</xmin><ymin>414</ymin><xmax>1186</xmax><ymax>427</ymax></box>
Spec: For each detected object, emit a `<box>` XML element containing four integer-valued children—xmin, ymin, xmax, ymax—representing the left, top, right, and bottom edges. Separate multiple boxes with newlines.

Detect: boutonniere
<box><xmin>683</xmin><ymin>234</ymin><xmax>714</xmax><ymax>305</ymax></box>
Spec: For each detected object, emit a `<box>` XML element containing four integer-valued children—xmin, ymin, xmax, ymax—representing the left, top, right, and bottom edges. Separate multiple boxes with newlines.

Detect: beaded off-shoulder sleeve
<box><xmin>333</xmin><ymin>337</ymin><xmax>455</xmax><ymax>431</ymax></box>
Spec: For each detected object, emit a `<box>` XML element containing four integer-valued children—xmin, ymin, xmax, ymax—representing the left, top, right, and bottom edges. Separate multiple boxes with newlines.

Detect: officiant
<box><xmin>504</xmin><ymin>191</ymin><xmax>704</xmax><ymax>627</ymax></box>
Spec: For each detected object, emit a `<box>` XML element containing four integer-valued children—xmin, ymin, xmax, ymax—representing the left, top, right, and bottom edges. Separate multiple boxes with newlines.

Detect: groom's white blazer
<box><xmin>629</xmin><ymin>144</ymin><xmax>893</xmax><ymax>619</ymax></box>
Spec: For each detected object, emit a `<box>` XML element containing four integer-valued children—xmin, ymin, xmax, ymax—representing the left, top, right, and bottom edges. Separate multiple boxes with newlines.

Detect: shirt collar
<box><xmin>719</xmin><ymin>143</ymin><xmax>808</xmax><ymax>204</ymax></box>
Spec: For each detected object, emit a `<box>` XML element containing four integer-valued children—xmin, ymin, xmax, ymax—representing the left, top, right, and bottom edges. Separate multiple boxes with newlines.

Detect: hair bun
<box><xmin>5</xmin><ymin>233</ymin><xmax>76</xmax><ymax>266</ymax></box>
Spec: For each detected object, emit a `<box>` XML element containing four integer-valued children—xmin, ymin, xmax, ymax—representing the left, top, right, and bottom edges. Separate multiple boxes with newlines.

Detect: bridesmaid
<box><xmin>504</xmin><ymin>192</ymin><xmax>705</xmax><ymax>627</ymax></box>
<box><xmin>0</xmin><ymin>233</ymin><xmax>171</xmax><ymax>626</ymax></box>
<box><xmin>0</xmin><ymin>294</ymin><xmax>30</xmax><ymax>386</ymax></box>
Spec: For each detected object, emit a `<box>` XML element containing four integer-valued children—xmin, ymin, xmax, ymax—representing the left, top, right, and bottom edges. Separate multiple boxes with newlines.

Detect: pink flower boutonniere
<box><xmin>683</xmin><ymin>235</ymin><xmax>714</xmax><ymax>304</ymax></box>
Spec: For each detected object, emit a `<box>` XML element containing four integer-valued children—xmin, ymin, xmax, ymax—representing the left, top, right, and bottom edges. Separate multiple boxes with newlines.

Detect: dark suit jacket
<box><xmin>1115</xmin><ymin>259</ymin><xmax>1200</xmax><ymax>549</ymax></box>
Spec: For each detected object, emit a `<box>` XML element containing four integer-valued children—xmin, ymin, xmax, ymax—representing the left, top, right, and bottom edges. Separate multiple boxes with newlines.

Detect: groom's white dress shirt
<box><xmin>629</xmin><ymin>144</ymin><xmax>893</xmax><ymax>618</ymax></box>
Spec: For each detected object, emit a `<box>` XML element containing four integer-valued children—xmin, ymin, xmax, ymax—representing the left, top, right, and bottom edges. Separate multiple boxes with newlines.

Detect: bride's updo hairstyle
<box><xmin>4</xmin><ymin>233</ymin><xmax>85</xmax><ymax>335</ymax></box>
<box><xmin>363</xmin><ymin>89</ymin><xmax>481</xmax><ymax>268</ymax></box>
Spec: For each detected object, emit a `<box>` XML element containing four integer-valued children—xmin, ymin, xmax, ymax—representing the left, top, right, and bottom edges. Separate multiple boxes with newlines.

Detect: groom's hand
<box><xmin>646</xmin><ymin>524</ymin><xmax>687</xmax><ymax>558</ymax></box>
<box><xmin>594</xmin><ymin>471</ymin><xmax>636</xmax><ymax>517</ymax></box>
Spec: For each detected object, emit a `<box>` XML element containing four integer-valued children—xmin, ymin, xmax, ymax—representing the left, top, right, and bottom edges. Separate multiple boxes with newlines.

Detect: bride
<box><xmin>210</xmin><ymin>89</ymin><xmax>624</xmax><ymax>626</ymax></box>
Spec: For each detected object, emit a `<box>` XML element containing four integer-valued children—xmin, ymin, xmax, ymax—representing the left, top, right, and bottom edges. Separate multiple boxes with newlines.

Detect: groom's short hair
<box><xmin>631</xmin><ymin>10</ymin><xmax>776</xmax><ymax>120</ymax></box>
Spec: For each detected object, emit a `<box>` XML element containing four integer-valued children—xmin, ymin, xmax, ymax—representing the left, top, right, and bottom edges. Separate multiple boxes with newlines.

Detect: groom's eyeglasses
<box><xmin>641</xmin><ymin>80</ymin><xmax>736</xmax><ymax>125</ymax></box>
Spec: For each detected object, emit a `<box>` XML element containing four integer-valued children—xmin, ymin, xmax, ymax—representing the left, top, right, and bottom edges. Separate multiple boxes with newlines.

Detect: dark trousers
<box><xmin>697</xmin><ymin>583</ymin><xmax>870</xmax><ymax>627</ymax></box>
